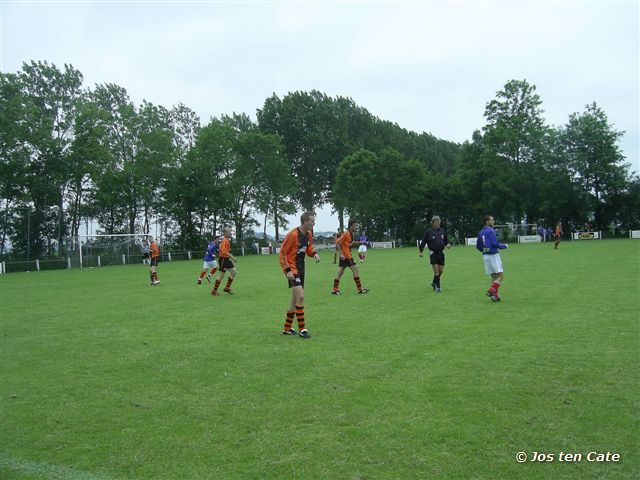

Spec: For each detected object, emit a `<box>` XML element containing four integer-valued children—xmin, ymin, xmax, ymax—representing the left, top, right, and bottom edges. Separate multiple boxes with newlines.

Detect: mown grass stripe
<box><xmin>0</xmin><ymin>453</ymin><xmax>119</xmax><ymax>480</ymax></box>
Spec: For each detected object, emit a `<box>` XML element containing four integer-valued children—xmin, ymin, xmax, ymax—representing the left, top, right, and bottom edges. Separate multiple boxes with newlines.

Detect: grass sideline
<box><xmin>1</xmin><ymin>240</ymin><xmax>638</xmax><ymax>479</ymax></box>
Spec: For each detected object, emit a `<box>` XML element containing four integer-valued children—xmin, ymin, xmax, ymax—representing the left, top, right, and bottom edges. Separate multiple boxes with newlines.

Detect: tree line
<box><xmin>1</xmin><ymin>60</ymin><xmax>638</xmax><ymax>260</ymax></box>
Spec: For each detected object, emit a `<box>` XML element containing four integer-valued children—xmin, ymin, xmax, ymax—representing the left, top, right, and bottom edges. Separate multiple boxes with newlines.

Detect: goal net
<box><xmin>66</xmin><ymin>234</ymin><xmax>155</xmax><ymax>268</ymax></box>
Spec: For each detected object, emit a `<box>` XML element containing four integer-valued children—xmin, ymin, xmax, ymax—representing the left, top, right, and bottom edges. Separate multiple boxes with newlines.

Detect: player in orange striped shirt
<box><xmin>279</xmin><ymin>211</ymin><xmax>320</xmax><ymax>338</ymax></box>
<box><xmin>331</xmin><ymin>219</ymin><xmax>369</xmax><ymax>296</ymax></box>
<box><xmin>148</xmin><ymin>236</ymin><xmax>160</xmax><ymax>285</ymax></box>
<box><xmin>211</xmin><ymin>228</ymin><xmax>238</xmax><ymax>295</ymax></box>
<box><xmin>333</xmin><ymin>229</ymin><xmax>341</xmax><ymax>264</ymax></box>
<box><xmin>554</xmin><ymin>222</ymin><xmax>563</xmax><ymax>249</ymax></box>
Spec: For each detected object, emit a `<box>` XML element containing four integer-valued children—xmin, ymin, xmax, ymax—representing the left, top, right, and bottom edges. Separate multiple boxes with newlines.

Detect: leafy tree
<box><xmin>4</xmin><ymin>62</ymin><xmax>639</xmax><ymax>257</ymax></box>
<box><xmin>610</xmin><ymin>176</ymin><xmax>640</xmax><ymax>230</ymax></box>
<box><xmin>483</xmin><ymin>79</ymin><xmax>549</xmax><ymax>165</ymax></box>
<box><xmin>66</xmin><ymin>94</ymin><xmax>111</xmax><ymax>239</ymax></box>
<box><xmin>258</xmin><ymin>91</ymin><xmax>354</xmax><ymax>213</ymax></box>
<box><xmin>0</xmin><ymin>72</ymin><xmax>31</xmax><ymax>256</ymax></box>
<box><xmin>159</xmin><ymin>104</ymin><xmax>201</xmax><ymax>246</ymax></box>
<box><xmin>86</xmin><ymin>85</ymin><xmax>173</xmax><ymax>235</ymax></box>
<box><xmin>11</xmin><ymin>61</ymin><xmax>84</xmax><ymax>257</ymax></box>
<box><xmin>471</xmin><ymin>80</ymin><xmax>554</xmax><ymax>223</ymax></box>
<box><xmin>334</xmin><ymin>148</ymin><xmax>379</xmax><ymax>223</ymax></box>
<box><xmin>558</xmin><ymin>102</ymin><xmax>629</xmax><ymax>230</ymax></box>
<box><xmin>169</xmin><ymin>103</ymin><xmax>200</xmax><ymax>160</ymax></box>
<box><xmin>165</xmin><ymin>118</ymin><xmax>232</xmax><ymax>248</ymax></box>
<box><xmin>335</xmin><ymin>148</ymin><xmax>428</xmax><ymax>240</ymax></box>
<box><xmin>375</xmin><ymin>148</ymin><xmax>429</xmax><ymax>240</ymax></box>
<box><xmin>136</xmin><ymin>100</ymin><xmax>174</xmax><ymax>234</ymax></box>
<box><xmin>86</xmin><ymin>83</ymin><xmax>138</xmax><ymax>233</ymax></box>
<box><xmin>240</xmin><ymin>132</ymin><xmax>295</xmax><ymax>241</ymax></box>
<box><xmin>218</xmin><ymin>113</ymin><xmax>261</xmax><ymax>244</ymax></box>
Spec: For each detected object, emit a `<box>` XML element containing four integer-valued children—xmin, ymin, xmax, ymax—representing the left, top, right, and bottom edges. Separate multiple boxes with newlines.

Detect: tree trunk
<box><xmin>274</xmin><ymin>198</ymin><xmax>280</xmax><ymax>242</ymax></box>
<box><xmin>212</xmin><ymin>214</ymin><xmax>218</xmax><ymax>240</ymax></box>
<box><xmin>57</xmin><ymin>190</ymin><xmax>65</xmax><ymax>257</ymax></box>
<box><xmin>0</xmin><ymin>199</ymin><xmax>11</xmax><ymax>256</ymax></box>
<box><xmin>143</xmin><ymin>204</ymin><xmax>150</xmax><ymax>236</ymax></box>
<box><xmin>71</xmin><ymin>178</ymin><xmax>84</xmax><ymax>238</ymax></box>
<box><xmin>263</xmin><ymin>209</ymin><xmax>268</xmax><ymax>238</ymax></box>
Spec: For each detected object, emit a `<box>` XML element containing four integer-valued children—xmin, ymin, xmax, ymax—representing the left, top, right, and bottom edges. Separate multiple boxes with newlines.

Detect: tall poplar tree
<box><xmin>558</xmin><ymin>102</ymin><xmax>629</xmax><ymax>230</ymax></box>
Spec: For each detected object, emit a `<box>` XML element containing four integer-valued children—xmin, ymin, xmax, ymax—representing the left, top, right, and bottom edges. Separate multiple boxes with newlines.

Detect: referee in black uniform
<box><xmin>418</xmin><ymin>216</ymin><xmax>452</xmax><ymax>293</ymax></box>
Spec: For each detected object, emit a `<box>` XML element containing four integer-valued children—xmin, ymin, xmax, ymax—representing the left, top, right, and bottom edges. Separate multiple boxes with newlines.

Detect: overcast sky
<box><xmin>1</xmin><ymin>0</ymin><xmax>638</xmax><ymax>233</ymax></box>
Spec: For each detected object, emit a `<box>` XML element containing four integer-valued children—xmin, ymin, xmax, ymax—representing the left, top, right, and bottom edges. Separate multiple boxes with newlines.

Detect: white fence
<box><xmin>371</xmin><ymin>241</ymin><xmax>394</xmax><ymax>249</ymax></box>
<box><xmin>630</xmin><ymin>230</ymin><xmax>640</xmax><ymax>239</ymax></box>
<box><xmin>313</xmin><ymin>244</ymin><xmax>335</xmax><ymax>251</ymax></box>
<box><xmin>518</xmin><ymin>235</ymin><xmax>541</xmax><ymax>243</ymax></box>
<box><xmin>467</xmin><ymin>235</ymin><xmax>542</xmax><ymax>244</ymax></box>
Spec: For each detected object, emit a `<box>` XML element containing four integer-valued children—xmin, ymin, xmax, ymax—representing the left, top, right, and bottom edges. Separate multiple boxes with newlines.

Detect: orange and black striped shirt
<box><xmin>279</xmin><ymin>227</ymin><xmax>316</xmax><ymax>275</ymax></box>
<box><xmin>150</xmin><ymin>242</ymin><xmax>160</xmax><ymax>259</ymax></box>
<box><xmin>337</xmin><ymin>230</ymin><xmax>353</xmax><ymax>260</ymax></box>
<box><xmin>219</xmin><ymin>237</ymin><xmax>231</xmax><ymax>259</ymax></box>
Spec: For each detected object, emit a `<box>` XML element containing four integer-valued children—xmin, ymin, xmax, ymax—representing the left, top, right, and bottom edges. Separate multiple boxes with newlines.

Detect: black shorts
<box><xmin>339</xmin><ymin>258</ymin><xmax>356</xmax><ymax>268</ymax></box>
<box><xmin>219</xmin><ymin>257</ymin><xmax>235</xmax><ymax>272</ymax></box>
<box><xmin>143</xmin><ymin>253</ymin><xmax>150</xmax><ymax>259</ymax></box>
<box><xmin>287</xmin><ymin>274</ymin><xmax>305</xmax><ymax>288</ymax></box>
<box><xmin>150</xmin><ymin>256</ymin><xmax>159</xmax><ymax>267</ymax></box>
<box><xmin>429</xmin><ymin>251</ymin><xmax>445</xmax><ymax>265</ymax></box>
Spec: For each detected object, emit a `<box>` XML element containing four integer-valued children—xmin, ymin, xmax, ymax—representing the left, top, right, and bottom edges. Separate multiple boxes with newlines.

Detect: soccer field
<box><xmin>1</xmin><ymin>240</ymin><xmax>638</xmax><ymax>479</ymax></box>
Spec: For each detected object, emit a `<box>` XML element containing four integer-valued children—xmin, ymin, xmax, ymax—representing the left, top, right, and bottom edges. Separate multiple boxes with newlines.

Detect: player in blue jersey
<box><xmin>357</xmin><ymin>231</ymin><xmax>369</xmax><ymax>262</ymax></box>
<box><xmin>197</xmin><ymin>236</ymin><xmax>221</xmax><ymax>285</ymax></box>
<box><xmin>476</xmin><ymin>215</ymin><xmax>508</xmax><ymax>301</ymax></box>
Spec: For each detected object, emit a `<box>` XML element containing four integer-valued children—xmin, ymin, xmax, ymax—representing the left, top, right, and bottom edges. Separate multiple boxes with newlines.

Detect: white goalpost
<box><xmin>69</xmin><ymin>234</ymin><xmax>153</xmax><ymax>269</ymax></box>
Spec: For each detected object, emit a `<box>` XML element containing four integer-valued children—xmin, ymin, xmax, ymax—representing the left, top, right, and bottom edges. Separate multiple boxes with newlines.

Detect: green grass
<box><xmin>1</xmin><ymin>240</ymin><xmax>638</xmax><ymax>479</ymax></box>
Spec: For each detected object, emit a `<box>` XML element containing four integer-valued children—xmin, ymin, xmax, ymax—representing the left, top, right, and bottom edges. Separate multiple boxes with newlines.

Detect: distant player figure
<box><xmin>358</xmin><ymin>231</ymin><xmax>369</xmax><ymax>262</ymax></box>
<box><xmin>197</xmin><ymin>236</ymin><xmax>220</xmax><ymax>284</ymax></box>
<box><xmin>279</xmin><ymin>211</ymin><xmax>320</xmax><ymax>338</ymax></box>
<box><xmin>476</xmin><ymin>215</ymin><xmax>508</xmax><ymax>302</ymax></box>
<box><xmin>211</xmin><ymin>228</ymin><xmax>238</xmax><ymax>296</ymax></box>
<box><xmin>418</xmin><ymin>216</ymin><xmax>452</xmax><ymax>293</ymax></box>
<box><xmin>333</xmin><ymin>229</ymin><xmax>341</xmax><ymax>264</ymax></box>
<box><xmin>331</xmin><ymin>219</ymin><xmax>369</xmax><ymax>296</ymax></box>
<box><xmin>141</xmin><ymin>239</ymin><xmax>151</xmax><ymax>265</ymax></box>
<box><xmin>554</xmin><ymin>222</ymin><xmax>563</xmax><ymax>249</ymax></box>
<box><xmin>148</xmin><ymin>236</ymin><xmax>160</xmax><ymax>285</ymax></box>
